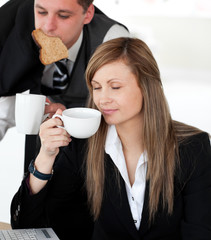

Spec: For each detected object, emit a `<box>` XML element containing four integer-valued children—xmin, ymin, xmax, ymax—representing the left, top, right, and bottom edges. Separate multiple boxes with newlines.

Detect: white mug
<box><xmin>53</xmin><ymin>107</ymin><xmax>101</xmax><ymax>139</ymax></box>
<box><xmin>15</xmin><ymin>93</ymin><xmax>46</xmax><ymax>135</ymax></box>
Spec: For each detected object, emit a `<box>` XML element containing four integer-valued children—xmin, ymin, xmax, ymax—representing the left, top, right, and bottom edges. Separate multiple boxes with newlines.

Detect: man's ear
<box><xmin>84</xmin><ymin>4</ymin><xmax>95</xmax><ymax>24</ymax></box>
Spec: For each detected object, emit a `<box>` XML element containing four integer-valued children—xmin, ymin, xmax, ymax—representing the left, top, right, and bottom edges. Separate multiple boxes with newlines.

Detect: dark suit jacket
<box><xmin>11</xmin><ymin>132</ymin><xmax>211</xmax><ymax>240</ymax></box>
<box><xmin>0</xmin><ymin>0</ymin><xmax>26</xmax><ymax>51</ymax></box>
<box><xmin>92</xmin><ymin>132</ymin><xmax>211</xmax><ymax>240</ymax></box>
<box><xmin>0</xmin><ymin>0</ymin><xmax>43</xmax><ymax>96</ymax></box>
<box><xmin>11</xmin><ymin>138</ymin><xmax>94</xmax><ymax>240</ymax></box>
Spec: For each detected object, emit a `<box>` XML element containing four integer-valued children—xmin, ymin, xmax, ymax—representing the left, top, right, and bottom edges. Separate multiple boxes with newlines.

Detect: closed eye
<box><xmin>93</xmin><ymin>87</ymin><xmax>101</xmax><ymax>90</ymax></box>
<box><xmin>91</xmin><ymin>81</ymin><xmax>101</xmax><ymax>90</ymax></box>
<box><xmin>112</xmin><ymin>87</ymin><xmax>120</xmax><ymax>89</ymax></box>
<box><xmin>58</xmin><ymin>14</ymin><xmax>70</xmax><ymax>19</ymax></box>
<box><xmin>58</xmin><ymin>10</ymin><xmax>73</xmax><ymax>19</ymax></box>
<box><xmin>37</xmin><ymin>10</ymin><xmax>47</xmax><ymax>16</ymax></box>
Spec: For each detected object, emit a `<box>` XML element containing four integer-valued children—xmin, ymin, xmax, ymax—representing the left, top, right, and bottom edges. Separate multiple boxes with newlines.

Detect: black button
<box><xmin>134</xmin><ymin>220</ymin><xmax>137</xmax><ymax>223</ymax></box>
<box><xmin>13</xmin><ymin>214</ymin><xmax>17</xmax><ymax>221</ymax></box>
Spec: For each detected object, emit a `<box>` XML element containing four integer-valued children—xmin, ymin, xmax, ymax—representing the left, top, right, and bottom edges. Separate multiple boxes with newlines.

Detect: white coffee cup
<box><xmin>52</xmin><ymin>107</ymin><xmax>101</xmax><ymax>139</ymax></box>
<box><xmin>15</xmin><ymin>93</ymin><xmax>46</xmax><ymax>135</ymax></box>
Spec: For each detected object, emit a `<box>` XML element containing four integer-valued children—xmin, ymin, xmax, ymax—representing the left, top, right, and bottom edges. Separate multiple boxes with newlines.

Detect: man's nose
<box><xmin>44</xmin><ymin>15</ymin><xmax>57</xmax><ymax>32</ymax></box>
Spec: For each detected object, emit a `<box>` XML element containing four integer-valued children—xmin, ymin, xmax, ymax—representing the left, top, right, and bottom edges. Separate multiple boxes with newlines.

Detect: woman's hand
<box><xmin>39</xmin><ymin>108</ymin><xmax>71</xmax><ymax>158</ymax></box>
<box><xmin>29</xmin><ymin>108</ymin><xmax>71</xmax><ymax>194</ymax></box>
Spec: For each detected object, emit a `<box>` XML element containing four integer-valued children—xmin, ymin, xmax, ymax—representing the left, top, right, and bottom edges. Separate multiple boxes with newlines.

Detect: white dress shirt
<box><xmin>0</xmin><ymin>24</ymin><xmax>129</xmax><ymax>141</ymax></box>
<box><xmin>0</xmin><ymin>96</ymin><xmax>16</xmax><ymax>140</ymax></box>
<box><xmin>105</xmin><ymin>125</ymin><xmax>147</xmax><ymax>229</ymax></box>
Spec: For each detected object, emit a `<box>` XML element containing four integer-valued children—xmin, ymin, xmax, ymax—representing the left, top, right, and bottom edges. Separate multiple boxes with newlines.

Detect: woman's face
<box><xmin>91</xmin><ymin>60</ymin><xmax>144</xmax><ymax>128</ymax></box>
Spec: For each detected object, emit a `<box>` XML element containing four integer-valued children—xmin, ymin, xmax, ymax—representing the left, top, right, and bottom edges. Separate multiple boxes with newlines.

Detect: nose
<box><xmin>99</xmin><ymin>89</ymin><xmax>113</xmax><ymax>107</ymax></box>
<box><xmin>44</xmin><ymin>15</ymin><xmax>57</xmax><ymax>33</ymax></box>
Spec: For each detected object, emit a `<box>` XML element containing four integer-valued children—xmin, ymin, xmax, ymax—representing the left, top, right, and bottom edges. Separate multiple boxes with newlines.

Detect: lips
<box><xmin>101</xmin><ymin>109</ymin><xmax>117</xmax><ymax>115</ymax></box>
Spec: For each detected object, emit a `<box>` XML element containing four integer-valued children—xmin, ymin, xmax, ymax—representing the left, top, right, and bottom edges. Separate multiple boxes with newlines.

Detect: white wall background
<box><xmin>0</xmin><ymin>0</ymin><xmax>211</xmax><ymax>224</ymax></box>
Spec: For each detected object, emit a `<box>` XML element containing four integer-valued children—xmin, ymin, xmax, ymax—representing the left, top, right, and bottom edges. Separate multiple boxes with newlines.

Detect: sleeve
<box><xmin>10</xmin><ymin>139</ymin><xmax>92</xmax><ymax>236</ymax></box>
<box><xmin>181</xmin><ymin>132</ymin><xmax>211</xmax><ymax>239</ymax></box>
<box><xmin>103</xmin><ymin>24</ymin><xmax>130</xmax><ymax>42</ymax></box>
<box><xmin>0</xmin><ymin>0</ymin><xmax>26</xmax><ymax>50</ymax></box>
<box><xmin>0</xmin><ymin>96</ymin><xmax>16</xmax><ymax>140</ymax></box>
<box><xmin>10</xmin><ymin>174</ymin><xmax>49</xmax><ymax>229</ymax></box>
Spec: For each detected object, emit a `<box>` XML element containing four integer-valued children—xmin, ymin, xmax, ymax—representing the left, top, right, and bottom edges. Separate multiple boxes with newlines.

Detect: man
<box><xmin>0</xmin><ymin>0</ymin><xmax>129</xmax><ymax>171</ymax></box>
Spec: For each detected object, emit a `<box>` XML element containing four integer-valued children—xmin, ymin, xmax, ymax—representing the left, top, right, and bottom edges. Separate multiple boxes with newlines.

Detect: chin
<box><xmin>104</xmin><ymin>118</ymin><xmax>113</xmax><ymax>125</ymax></box>
<box><xmin>104</xmin><ymin>119</ymin><xmax>118</xmax><ymax>126</ymax></box>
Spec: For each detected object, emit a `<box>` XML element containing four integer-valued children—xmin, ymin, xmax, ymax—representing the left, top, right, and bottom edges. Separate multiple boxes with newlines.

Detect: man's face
<box><xmin>34</xmin><ymin>0</ymin><xmax>94</xmax><ymax>49</ymax></box>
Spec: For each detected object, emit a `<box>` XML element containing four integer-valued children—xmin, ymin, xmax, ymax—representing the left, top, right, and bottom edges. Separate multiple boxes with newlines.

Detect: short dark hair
<box><xmin>77</xmin><ymin>0</ymin><xmax>94</xmax><ymax>12</ymax></box>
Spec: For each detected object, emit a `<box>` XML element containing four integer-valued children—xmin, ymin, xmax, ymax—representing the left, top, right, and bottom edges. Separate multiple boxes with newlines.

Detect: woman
<box><xmin>11</xmin><ymin>38</ymin><xmax>211</xmax><ymax>240</ymax></box>
<box><xmin>84</xmin><ymin>37</ymin><xmax>211</xmax><ymax>239</ymax></box>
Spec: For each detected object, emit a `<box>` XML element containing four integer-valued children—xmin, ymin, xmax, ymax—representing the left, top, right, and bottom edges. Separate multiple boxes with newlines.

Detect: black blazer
<box><xmin>11</xmin><ymin>132</ymin><xmax>211</xmax><ymax>240</ymax></box>
<box><xmin>92</xmin><ymin>132</ymin><xmax>211</xmax><ymax>240</ymax></box>
<box><xmin>11</xmin><ymin>139</ymin><xmax>94</xmax><ymax>240</ymax></box>
<box><xmin>0</xmin><ymin>0</ymin><xmax>26</xmax><ymax>51</ymax></box>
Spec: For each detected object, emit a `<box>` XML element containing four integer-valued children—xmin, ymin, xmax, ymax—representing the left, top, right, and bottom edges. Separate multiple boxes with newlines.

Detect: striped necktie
<box><xmin>53</xmin><ymin>59</ymin><xmax>72</xmax><ymax>90</ymax></box>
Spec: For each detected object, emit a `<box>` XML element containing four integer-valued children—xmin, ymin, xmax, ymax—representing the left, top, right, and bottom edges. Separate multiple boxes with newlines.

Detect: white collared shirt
<box><xmin>105</xmin><ymin>125</ymin><xmax>147</xmax><ymax>229</ymax></box>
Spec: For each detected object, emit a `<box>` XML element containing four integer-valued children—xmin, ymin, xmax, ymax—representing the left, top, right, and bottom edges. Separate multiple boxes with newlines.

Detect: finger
<box><xmin>41</xmin><ymin>139</ymin><xmax>70</xmax><ymax>156</ymax></box>
<box><xmin>45</xmin><ymin>134</ymin><xmax>71</xmax><ymax>144</ymax></box>
<box><xmin>41</xmin><ymin>117</ymin><xmax>63</xmax><ymax>130</ymax></box>
<box><xmin>42</xmin><ymin>135</ymin><xmax>71</xmax><ymax>147</ymax></box>
<box><xmin>40</xmin><ymin>129</ymin><xmax>71</xmax><ymax>152</ymax></box>
<box><xmin>46</xmin><ymin>97</ymin><xmax>52</xmax><ymax>104</ymax></box>
<box><xmin>41</xmin><ymin>129</ymin><xmax>71</xmax><ymax>144</ymax></box>
<box><xmin>44</xmin><ymin>98</ymin><xmax>51</xmax><ymax>114</ymax></box>
<box><xmin>42</xmin><ymin>126</ymin><xmax>70</xmax><ymax>138</ymax></box>
<box><xmin>55</xmin><ymin>108</ymin><xmax>63</xmax><ymax>116</ymax></box>
<box><xmin>40</xmin><ymin>120</ymin><xmax>71</xmax><ymax>146</ymax></box>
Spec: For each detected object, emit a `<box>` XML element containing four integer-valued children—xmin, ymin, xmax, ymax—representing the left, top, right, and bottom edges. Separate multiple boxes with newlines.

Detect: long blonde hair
<box><xmin>85</xmin><ymin>37</ymin><xmax>202</xmax><ymax>221</ymax></box>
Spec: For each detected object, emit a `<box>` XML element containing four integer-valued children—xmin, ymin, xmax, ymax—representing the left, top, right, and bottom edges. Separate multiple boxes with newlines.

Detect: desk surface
<box><xmin>0</xmin><ymin>222</ymin><xmax>11</xmax><ymax>230</ymax></box>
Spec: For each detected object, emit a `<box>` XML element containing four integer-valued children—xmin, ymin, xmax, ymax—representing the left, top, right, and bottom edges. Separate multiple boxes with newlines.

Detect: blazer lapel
<box><xmin>138</xmin><ymin>181</ymin><xmax>151</xmax><ymax>236</ymax></box>
<box><xmin>106</xmin><ymin>157</ymin><xmax>140</xmax><ymax>240</ymax></box>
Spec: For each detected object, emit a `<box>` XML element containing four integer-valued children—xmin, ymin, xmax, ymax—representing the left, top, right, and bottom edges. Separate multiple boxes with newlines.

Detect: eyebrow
<box><xmin>91</xmin><ymin>79</ymin><xmax>123</xmax><ymax>84</ymax></box>
<box><xmin>91</xmin><ymin>80</ymin><xmax>99</xmax><ymax>83</ymax></box>
<box><xmin>35</xmin><ymin>4</ymin><xmax>73</xmax><ymax>14</ymax></box>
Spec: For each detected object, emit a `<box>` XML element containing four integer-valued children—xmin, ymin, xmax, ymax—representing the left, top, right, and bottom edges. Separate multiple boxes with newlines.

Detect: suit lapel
<box><xmin>138</xmin><ymin>181</ymin><xmax>151</xmax><ymax>236</ymax></box>
<box><xmin>106</xmin><ymin>156</ymin><xmax>140</xmax><ymax>240</ymax></box>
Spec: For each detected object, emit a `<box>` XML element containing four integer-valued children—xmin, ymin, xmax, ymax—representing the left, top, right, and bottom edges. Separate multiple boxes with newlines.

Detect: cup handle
<box><xmin>43</xmin><ymin>113</ymin><xmax>49</xmax><ymax>122</ymax></box>
<box><xmin>42</xmin><ymin>102</ymin><xmax>50</xmax><ymax>122</ymax></box>
<box><xmin>52</xmin><ymin>114</ymin><xmax>65</xmax><ymax>129</ymax></box>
